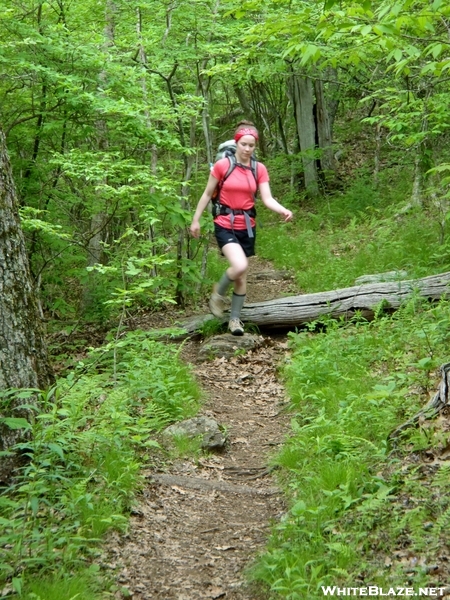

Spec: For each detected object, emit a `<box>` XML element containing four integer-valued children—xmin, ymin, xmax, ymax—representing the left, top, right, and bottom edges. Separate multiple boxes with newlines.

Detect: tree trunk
<box><xmin>291</xmin><ymin>74</ymin><xmax>320</xmax><ymax>197</ymax></box>
<box><xmin>410</xmin><ymin>153</ymin><xmax>423</xmax><ymax>208</ymax></box>
<box><xmin>0</xmin><ymin>126</ymin><xmax>54</xmax><ymax>478</ymax></box>
<box><xmin>82</xmin><ymin>0</ymin><xmax>115</xmax><ymax>313</ymax></box>
<box><xmin>314</xmin><ymin>77</ymin><xmax>336</xmax><ymax>180</ymax></box>
<box><xmin>137</xmin><ymin>6</ymin><xmax>159</xmax><ymax>279</ymax></box>
<box><xmin>325</xmin><ymin>66</ymin><xmax>339</xmax><ymax>136</ymax></box>
<box><xmin>374</xmin><ymin>122</ymin><xmax>382</xmax><ymax>187</ymax></box>
<box><xmin>233</xmin><ymin>85</ymin><xmax>268</xmax><ymax>157</ymax></box>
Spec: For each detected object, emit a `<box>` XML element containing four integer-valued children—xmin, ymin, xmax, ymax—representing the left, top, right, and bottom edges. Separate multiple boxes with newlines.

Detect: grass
<box><xmin>203</xmin><ymin>167</ymin><xmax>444</xmax><ymax>294</ymax></box>
<box><xmin>199</xmin><ymin>165</ymin><xmax>450</xmax><ymax>599</ymax></box>
<box><xmin>18</xmin><ymin>570</ymin><xmax>103</xmax><ymax>600</ymax></box>
<box><xmin>167</xmin><ymin>433</ymin><xmax>205</xmax><ymax>457</ymax></box>
<box><xmin>5</xmin><ymin>162</ymin><xmax>450</xmax><ymax>598</ymax></box>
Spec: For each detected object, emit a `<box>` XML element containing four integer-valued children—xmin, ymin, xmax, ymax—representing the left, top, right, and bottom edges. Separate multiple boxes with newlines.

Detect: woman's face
<box><xmin>236</xmin><ymin>135</ymin><xmax>256</xmax><ymax>162</ymax></box>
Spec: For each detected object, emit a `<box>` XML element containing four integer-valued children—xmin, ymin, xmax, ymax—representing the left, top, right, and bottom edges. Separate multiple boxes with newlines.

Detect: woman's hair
<box><xmin>234</xmin><ymin>120</ymin><xmax>258</xmax><ymax>136</ymax></box>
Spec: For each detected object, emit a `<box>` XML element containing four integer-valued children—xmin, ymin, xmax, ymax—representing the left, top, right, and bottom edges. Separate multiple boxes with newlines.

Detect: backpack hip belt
<box><xmin>214</xmin><ymin>204</ymin><xmax>256</xmax><ymax>238</ymax></box>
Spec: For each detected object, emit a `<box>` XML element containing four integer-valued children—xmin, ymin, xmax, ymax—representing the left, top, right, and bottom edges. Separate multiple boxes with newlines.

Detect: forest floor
<box><xmin>101</xmin><ymin>256</ymin><xmax>301</xmax><ymax>599</ymax></box>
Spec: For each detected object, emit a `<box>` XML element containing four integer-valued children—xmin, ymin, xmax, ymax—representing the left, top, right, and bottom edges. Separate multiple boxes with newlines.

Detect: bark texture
<box><xmin>314</xmin><ymin>77</ymin><xmax>336</xmax><ymax>178</ymax></box>
<box><xmin>291</xmin><ymin>74</ymin><xmax>319</xmax><ymax>196</ymax></box>
<box><xmin>0</xmin><ymin>126</ymin><xmax>54</xmax><ymax>474</ymax></box>
<box><xmin>176</xmin><ymin>272</ymin><xmax>450</xmax><ymax>335</ymax></box>
<box><xmin>238</xmin><ymin>271</ymin><xmax>450</xmax><ymax>329</ymax></box>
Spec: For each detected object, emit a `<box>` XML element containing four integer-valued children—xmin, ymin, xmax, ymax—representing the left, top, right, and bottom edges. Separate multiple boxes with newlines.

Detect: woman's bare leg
<box><xmin>209</xmin><ymin>243</ymin><xmax>248</xmax><ymax>322</ymax></box>
<box><xmin>221</xmin><ymin>243</ymin><xmax>248</xmax><ymax>295</ymax></box>
<box><xmin>221</xmin><ymin>243</ymin><xmax>247</xmax><ymax>335</ymax></box>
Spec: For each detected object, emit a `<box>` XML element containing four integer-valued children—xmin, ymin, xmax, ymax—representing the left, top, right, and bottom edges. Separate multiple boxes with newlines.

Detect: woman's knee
<box><xmin>223</xmin><ymin>245</ymin><xmax>248</xmax><ymax>276</ymax></box>
<box><xmin>231</xmin><ymin>258</ymin><xmax>248</xmax><ymax>279</ymax></box>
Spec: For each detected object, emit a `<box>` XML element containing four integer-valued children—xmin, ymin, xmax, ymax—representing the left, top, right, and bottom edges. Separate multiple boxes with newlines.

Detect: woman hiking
<box><xmin>190</xmin><ymin>121</ymin><xmax>293</xmax><ymax>336</ymax></box>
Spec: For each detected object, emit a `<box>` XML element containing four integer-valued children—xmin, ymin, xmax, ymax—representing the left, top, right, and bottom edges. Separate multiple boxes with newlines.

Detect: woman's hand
<box><xmin>258</xmin><ymin>183</ymin><xmax>293</xmax><ymax>221</ymax></box>
<box><xmin>190</xmin><ymin>220</ymin><xmax>201</xmax><ymax>238</ymax></box>
<box><xmin>189</xmin><ymin>173</ymin><xmax>219</xmax><ymax>238</ymax></box>
<box><xmin>280</xmin><ymin>208</ymin><xmax>293</xmax><ymax>222</ymax></box>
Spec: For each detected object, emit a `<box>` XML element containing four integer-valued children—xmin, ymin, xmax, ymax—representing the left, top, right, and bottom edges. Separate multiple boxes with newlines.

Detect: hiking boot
<box><xmin>229</xmin><ymin>318</ymin><xmax>244</xmax><ymax>336</ymax></box>
<box><xmin>209</xmin><ymin>285</ymin><xmax>226</xmax><ymax>318</ymax></box>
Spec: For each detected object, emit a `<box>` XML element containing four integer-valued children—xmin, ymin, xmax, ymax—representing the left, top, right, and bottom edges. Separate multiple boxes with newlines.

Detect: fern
<box><xmin>432</xmin><ymin>504</ymin><xmax>450</xmax><ymax>542</ymax></box>
<box><xmin>433</xmin><ymin>463</ymin><xmax>450</xmax><ymax>488</ymax></box>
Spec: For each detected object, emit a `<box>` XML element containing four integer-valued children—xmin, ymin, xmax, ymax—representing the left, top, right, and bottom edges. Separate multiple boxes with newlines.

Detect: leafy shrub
<box><xmin>0</xmin><ymin>332</ymin><xmax>201</xmax><ymax>597</ymax></box>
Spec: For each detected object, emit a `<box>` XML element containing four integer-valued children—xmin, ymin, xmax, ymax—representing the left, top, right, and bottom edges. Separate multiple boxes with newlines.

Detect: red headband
<box><xmin>234</xmin><ymin>128</ymin><xmax>259</xmax><ymax>142</ymax></box>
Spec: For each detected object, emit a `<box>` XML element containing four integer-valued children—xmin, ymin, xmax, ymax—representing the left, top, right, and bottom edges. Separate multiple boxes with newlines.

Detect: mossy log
<box><xmin>238</xmin><ymin>271</ymin><xmax>450</xmax><ymax>330</ymax></box>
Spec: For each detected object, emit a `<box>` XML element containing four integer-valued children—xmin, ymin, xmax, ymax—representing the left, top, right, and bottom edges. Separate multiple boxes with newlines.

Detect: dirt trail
<box><xmin>103</xmin><ymin>258</ymin><xmax>299</xmax><ymax>599</ymax></box>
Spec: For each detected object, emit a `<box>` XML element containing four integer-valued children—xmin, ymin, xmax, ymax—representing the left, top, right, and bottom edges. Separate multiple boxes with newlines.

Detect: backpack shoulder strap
<box><xmin>223</xmin><ymin>154</ymin><xmax>236</xmax><ymax>183</ymax></box>
<box><xmin>223</xmin><ymin>155</ymin><xmax>257</xmax><ymax>183</ymax></box>
<box><xmin>250</xmin><ymin>157</ymin><xmax>259</xmax><ymax>201</ymax></box>
<box><xmin>250</xmin><ymin>157</ymin><xmax>258</xmax><ymax>184</ymax></box>
<box><xmin>211</xmin><ymin>156</ymin><xmax>235</xmax><ymax>208</ymax></box>
<box><xmin>214</xmin><ymin>155</ymin><xmax>257</xmax><ymax>203</ymax></box>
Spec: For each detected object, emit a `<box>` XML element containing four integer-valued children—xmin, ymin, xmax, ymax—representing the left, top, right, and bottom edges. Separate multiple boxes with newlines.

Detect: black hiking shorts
<box><xmin>214</xmin><ymin>224</ymin><xmax>256</xmax><ymax>258</ymax></box>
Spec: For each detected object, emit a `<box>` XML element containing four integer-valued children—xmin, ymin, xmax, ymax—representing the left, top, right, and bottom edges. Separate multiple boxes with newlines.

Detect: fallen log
<box><xmin>238</xmin><ymin>271</ymin><xmax>450</xmax><ymax>330</ymax></box>
<box><xmin>172</xmin><ymin>271</ymin><xmax>450</xmax><ymax>335</ymax></box>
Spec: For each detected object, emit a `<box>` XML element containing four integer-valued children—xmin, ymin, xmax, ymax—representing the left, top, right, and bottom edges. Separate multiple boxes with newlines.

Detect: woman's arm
<box><xmin>189</xmin><ymin>173</ymin><xmax>219</xmax><ymax>238</ymax></box>
<box><xmin>258</xmin><ymin>181</ymin><xmax>293</xmax><ymax>222</ymax></box>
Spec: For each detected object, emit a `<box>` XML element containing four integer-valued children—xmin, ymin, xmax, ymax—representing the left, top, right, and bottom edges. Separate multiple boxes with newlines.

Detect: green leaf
<box><xmin>48</xmin><ymin>443</ymin><xmax>65</xmax><ymax>460</ymax></box>
<box><xmin>291</xmin><ymin>500</ymin><xmax>307</xmax><ymax>516</ymax></box>
<box><xmin>12</xmin><ymin>578</ymin><xmax>22</xmax><ymax>595</ymax></box>
<box><xmin>373</xmin><ymin>23</ymin><xmax>397</xmax><ymax>35</ymax></box>
<box><xmin>416</xmin><ymin>357</ymin><xmax>432</xmax><ymax>369</ymax></box>
<box><xmin>30</xmin><ymin>496</ymin><xmax>39</xmax><ymax>516</ymax></box>
<box><xmin>420</xmin><ymin>62</ymin><xmax>439</xmax><ymax>75</ymax></box>
<box><xmin>301</xmin><ymin>44</ymin><xmax>320</xmax><ymax>65</ymax></box>
<box><xmin>144</xmin><ymin>439</ymin><xmax>161</xmax><ymax>448</ymax></box>
<box><xmin>431</xmin><ymin>43</ymin><xmax>443</xmax><ymax>58</ymax></box>
<box><xmin>0</xmin><ymin>417</ymin><xmax>31</xmax><ymax>430</ymax></box>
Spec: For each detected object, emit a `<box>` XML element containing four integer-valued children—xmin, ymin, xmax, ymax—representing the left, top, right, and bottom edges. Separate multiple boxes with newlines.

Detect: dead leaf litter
<box><xmin>100</xmin><ymin>259</ymin><xmax>297</xmax><ymax>599</ymax></box>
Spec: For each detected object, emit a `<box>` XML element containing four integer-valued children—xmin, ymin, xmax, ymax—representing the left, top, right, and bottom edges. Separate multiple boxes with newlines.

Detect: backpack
<box><xmin>210</xmin><ymin>140</ymin><xmax>258</xmax><ymax>223</ymax></box>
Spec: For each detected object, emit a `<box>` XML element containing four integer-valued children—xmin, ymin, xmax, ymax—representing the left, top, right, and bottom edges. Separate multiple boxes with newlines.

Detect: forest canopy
<box><xmin>1</xmin><ymin>0</ymin><xmax>448</xmax><ymax>322</ymax></box>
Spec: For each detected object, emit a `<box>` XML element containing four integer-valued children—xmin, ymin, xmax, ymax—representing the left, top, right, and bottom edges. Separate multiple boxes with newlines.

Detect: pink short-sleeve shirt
<box><xmin>211</xmin><ymin>158</ymin><xmax>269</xmax><ymax>230</ymax></box>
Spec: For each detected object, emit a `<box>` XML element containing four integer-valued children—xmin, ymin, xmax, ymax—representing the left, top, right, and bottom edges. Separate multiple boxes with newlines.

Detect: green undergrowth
<box><xmin>252</xmin><ymin>299</ymin><xmax>450</xmax><ymax>598</ymax></box>
<box><xmin>0</xmin><ymin>330</ymin><xmax>201</xmax><ymax>599</ymax></box>
<box><xmin>251</xmin><ymin>173</ymin><xmax>450</xmax><ymax>597</ymax></box>
<box><xmin>258</xmin><ymin>172</ymin><xmax>447</xmax><ymax>293</ymax></box>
